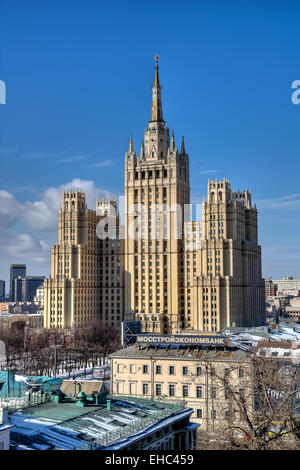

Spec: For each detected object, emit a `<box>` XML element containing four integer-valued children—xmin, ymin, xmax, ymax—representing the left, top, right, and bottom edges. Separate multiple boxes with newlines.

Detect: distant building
<box><xmin>285</xmin><ymin>297</ymin><xmax>300</xmax><ymax>321</ymax></box>
<box><xmin>9</xmin><ymin>265</ymin><xmax>26</xmax><ymax>302</ymax></box>
<box><xmin>13</xmin><ymin>277</ymin><xmax>23</xmax><ymax>302</ymax></box>
<box><xmin>0</xmin><ymin>281</ymin><xmax>5</xmax><ymax>301</ymax></box>
<box><xmin>0</xmin><ymin>312</ymin><xmax>43</xmax><ymax>330</ymax></box>
<box><xmin>22</xmin><ymin>277</ymin><xmax>45</xmax><ymax>302</ymax></box>
<box><xmin>265</xmin><ymin>278</ymin><xmax>277</xmax><ymax>299</ymax></box>
<box><xmin>278</xmin><ymin>290</ymin><xmax>300</xmax><ymax>297</ymax></box>
<box><xmin>12</xmin><ymin>276</ymin><xmax>44</xmax><ymax>302</ymax></box>
<box><xmin>33</xmin><ymin>286</ymin><xmax>44</xmax><ymax>309</ymax></box>
<box><xmin>0</xmin><ymin>303</ymin><xmax>10</xmax><ymax>315</ymax></box>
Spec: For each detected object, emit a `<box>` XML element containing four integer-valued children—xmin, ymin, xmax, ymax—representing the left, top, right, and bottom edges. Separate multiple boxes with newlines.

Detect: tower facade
<box><xmin>124</xmin><ymin>56</ymin><xmax>190</xmax><ymax>334</ymax></box>
<box><xmin>187</xmin><ymin>179</ymin><xmax>265</xmax><ymax>331</ymax></box>
<box><xmin>44</xmin><ymin>191</ymin><xmax>101</xmax><ymax>328</ymax></box>
<box><xmin>44</xmin><ymin>192</ymin><xmax>125</xmax><ymax>329</ymax></box>
<box><xmin>97</xmin><ymin>199</ymin><xmax>125</xmax><ymax>329</ymax></box>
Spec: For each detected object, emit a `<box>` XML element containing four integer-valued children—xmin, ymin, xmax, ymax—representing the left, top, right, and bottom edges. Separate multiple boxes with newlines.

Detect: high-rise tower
<box><xmin>124</xmin><ymin>56</ymin><xmax>190</xmax><ymax>334</ymax></box>
<box><xmin>44</xmin><ymin>191</ymin><xmax>101</xmax><ymax>328</ymax></box>
<box><xmin>187</xmin><ymin>179</ymin><xmax>265</xmax><ymax>331</ymax></box>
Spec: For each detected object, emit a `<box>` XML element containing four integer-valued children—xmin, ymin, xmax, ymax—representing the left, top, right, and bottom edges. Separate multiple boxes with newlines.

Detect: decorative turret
<box><xmin>140</xmin><ymin>140</ymin><xmax>145</xmax><ymax>160</ymax></box>
<box><xmin>171</xmin><ymin>131</ymin><xmax>175</xmax><ymax>152</ymax></box>
<box><xmin>181</xmin><ymin>136</ymin><xmax>186</xmax><ymax>155</ymax></box>
<box><xmin>129</xmin><ymin>135</ymin><xmax>134</xmax><ymax>153</ymax></box>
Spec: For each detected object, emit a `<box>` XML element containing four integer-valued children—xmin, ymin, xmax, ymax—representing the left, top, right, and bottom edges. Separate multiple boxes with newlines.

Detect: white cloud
<box><xmin>0</xmin><ymin>179</ymin><xmax>112</xmax><ymax>231</ymax></box>
<box><xmin>15</xmin><ymin>151</ymin><xmax>57</xmax><ymax>161</ymax></box>
<box><xmin>0</xmin><ymin>190</ymin><xmax>21</xmax><ymax>227</ymax></box>
<box><xmin>0</xmin><ymin>147</ymin><xmax>17</xmax><ymax>157</ymax></box>
<box><xmin>0</xmin><ymin>230</ymin><xmax>49</xmax><ymax>262</ymax></box>
<box><xmin>257</xmin><ymin>193</ymin><xmax>300</xmax><ymax>210</ymax></box>
<box><xmin>92</xmin><ymin>159</ymin><xmax>114</xmax><ymax>168</ymax></box>
<box><xmin>197</xmin><ymin>169</ymin><xmax>217</xmax><ymax>175</ymax></box>
<box><xmin>58</xmin><ymin>155</ymin><xmax>88</xmax><ymax>163</ymax></box>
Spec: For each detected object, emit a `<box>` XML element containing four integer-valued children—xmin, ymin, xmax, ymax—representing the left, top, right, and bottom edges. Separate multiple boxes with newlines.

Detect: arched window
<box><xmin>219</xmin><ymin>191</ymin><xmax>222</xmax><ymax>201</ymax></box>
<box><xmin>211</xmin><ymin>192</ymin><xmax>215</xmax><ymax>203</ymax></box>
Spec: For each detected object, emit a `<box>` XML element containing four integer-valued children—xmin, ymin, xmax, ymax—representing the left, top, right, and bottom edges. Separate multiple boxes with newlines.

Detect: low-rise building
<box><xmin>0</xmin><ymin>313</ymin><xmax>43</xmax><ymax>330</ymax></box>
<box><xmin>8</xmin><ymin>386</ymin><xmax>197</xmax><ymax>450</ymax></box>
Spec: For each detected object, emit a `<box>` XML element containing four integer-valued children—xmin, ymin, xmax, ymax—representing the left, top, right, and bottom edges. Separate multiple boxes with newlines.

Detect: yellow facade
<box><xmin>187</xmin><ymin>179</ymin><xmax>265</xmax><ymax>331</ymax></box>
<box><xmin>110</xmin><ymin>344</ymin><xmax>253</xmax><ymax>431</ymax></box>
<box><xmin>44</xmin><ymin>192</ymin><xmax>124</xmax><ymax>329</ymax></box>
<box><xmin>124</xmin><ymin>60</ymin><xmax>190</xmax><ymax>334</ymax></box>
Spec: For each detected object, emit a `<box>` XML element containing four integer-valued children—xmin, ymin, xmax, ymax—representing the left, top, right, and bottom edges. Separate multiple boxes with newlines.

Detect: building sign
<box><xmin>136</xmin><ymin>333</ymin><xmax>226</xmax><ymax>347</ymax></box>
<box><xmin>278</xmin><ymin>290</ymin><xmax>300</xmax><ymax>297</ymax></box>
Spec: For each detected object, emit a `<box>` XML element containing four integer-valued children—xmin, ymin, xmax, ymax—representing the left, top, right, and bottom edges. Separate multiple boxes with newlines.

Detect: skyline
<box><xmin>1</xmin><ymin>1</ymin><xmax>300</xmax><ymax>285</ymax></box>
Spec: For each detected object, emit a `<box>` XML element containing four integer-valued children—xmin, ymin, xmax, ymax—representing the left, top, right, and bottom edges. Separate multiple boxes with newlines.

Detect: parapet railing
<box><xmin>0</xmin><ymin>392</ymin><xmax>52</xmax><ymax>411</ymax></box>
<box><xmin>93</xmin><ymin>394</ymin><xmax>187</xmax><ymax>447</ymax></box>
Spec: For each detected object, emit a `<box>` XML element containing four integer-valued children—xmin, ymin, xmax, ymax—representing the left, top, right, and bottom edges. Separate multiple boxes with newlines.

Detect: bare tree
<box><xmin>195</xmin><ymin>350</ymin><xmax>300</xmax><ymax>450</ymax></box>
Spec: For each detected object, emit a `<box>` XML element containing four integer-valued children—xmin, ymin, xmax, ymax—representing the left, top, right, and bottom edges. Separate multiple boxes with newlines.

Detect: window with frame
<box><xmin>182</xmin><ymin>385</ymin><xmax>189</xmax><ymax>397</ymax></box>
<box><xmin>156</xmin><ymin>365</ymin><xmax>162</xmax><ymax>374</ymax></box>
<box><xmin>143</xmin><ymin>364</ymin><xmax>149</xmax><ymax>374</ymax></box>
<box><xmin>169</xmin><ymin>384</ymin><xmax>175</xmax><ymax>397</ymax></box>
<box><xmin>142</xmin><ymin>383</ymin><xmax>149</xmax><ymax>395</ymax></box>
<box><xmin>196</xmin><ymin>409</ymin><xmax>203</xmax><ymax>418</ymax></box>
<box><xmin>155</xmin><ymin>384</ymin><xmax>162</xmax><ymax>396</ymax></box>
<box><xmin>182</xmin><ymin>366</ymin><xmax>188</xmax><ymax>376</ymax></box>
<box><xmin>196</xmin><ymin>385</ymin><xmax>203</xmax><ymax>398</ymax></box>
<box><xmin>169</xmin><ymin>365</ymin><xmax>175</xmax><ymax>375</ymax></box>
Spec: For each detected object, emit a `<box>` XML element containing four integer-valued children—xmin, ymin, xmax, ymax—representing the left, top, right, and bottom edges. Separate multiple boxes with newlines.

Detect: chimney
<box><xmin>106</xmin><ymin>399</ymin><xmax>111</xmax><ymax>411</ymax></box>
<box><xmin>73</xmin><ymin>380</ymin><xmax>77</xmax><ymax>397</ymax></box>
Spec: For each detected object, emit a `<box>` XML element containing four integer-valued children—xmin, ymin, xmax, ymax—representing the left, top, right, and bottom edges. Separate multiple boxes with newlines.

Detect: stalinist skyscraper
<box><xmin>44</xmin><ymin>56</ymin><xmax>265</xmax><ymax>334</ymax></box>
<box><xmin>124</xmin><ymin>56</ymin><xmax>265</xmax><ymax>334</ymax></box>
<box><xmin>124</xmin><ymin>55</ymin><xmax>190</xmax><ymax>334</ymax></box>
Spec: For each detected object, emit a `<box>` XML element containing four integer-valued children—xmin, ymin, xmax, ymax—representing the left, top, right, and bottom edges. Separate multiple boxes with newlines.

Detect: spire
<box><xmin>129</xmin><ymin>135</ymin><xmax>134</xmax><ymax>153</ymax></box>
<box><xmin>140</xmin><ymin>140</ymin><xmax>145</xmax><ymax>159</ymax></box>
<box><xmin>181</xmin><ymin>136</ymin><xmax>185</xmax><ymax>155</ymax></box>
<box><xmin>154</xmin><ymin>54</ymin><xmax>159</xmax><ymax>86</ymax></box>
<box><xmin>150</xmin><ymin>54</ymin><xmax>164</xmax><ymax>122</ymax></box>
<box><xmin>171</xmin><ymin>130</ymin><xmax>175</xmax><ymax>152</ymax></box>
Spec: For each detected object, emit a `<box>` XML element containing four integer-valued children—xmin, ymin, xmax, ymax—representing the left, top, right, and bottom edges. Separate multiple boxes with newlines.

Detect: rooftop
<box><xmin>9</xmin><ymin>395</ymin><xmax>190</xmax><ymax>450</ymax></box>
<box><xmin>110</xmin><ymin>343</ymin><xmax>250</xmax><ymax>361</ymax></box>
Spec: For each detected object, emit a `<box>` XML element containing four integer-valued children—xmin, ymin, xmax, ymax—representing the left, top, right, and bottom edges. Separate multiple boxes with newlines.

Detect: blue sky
<box><xmin>0</xmin><ymin>0</ymin><xmax>300</xmax><ymax>287</ymax></box>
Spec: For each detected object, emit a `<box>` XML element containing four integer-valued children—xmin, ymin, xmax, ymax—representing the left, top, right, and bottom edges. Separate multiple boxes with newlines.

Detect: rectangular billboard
<box><xmin>136</xmin><ymin>333</ymin><xmax>226</xmax><ymax>347</ymax></box>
